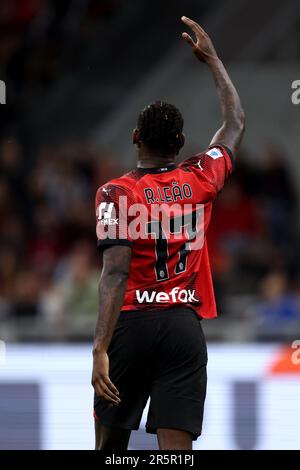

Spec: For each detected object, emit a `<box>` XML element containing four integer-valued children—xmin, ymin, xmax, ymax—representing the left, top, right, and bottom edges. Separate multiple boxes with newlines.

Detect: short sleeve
<box><xmin>95</xmin><ymin>184</ymin><xmax>133</xmax><ymax>250</ymax></box>
<box><xmin>180</xmin><ymin>144</ymin><xmax>234</xmax><ymax>195</ymax></box>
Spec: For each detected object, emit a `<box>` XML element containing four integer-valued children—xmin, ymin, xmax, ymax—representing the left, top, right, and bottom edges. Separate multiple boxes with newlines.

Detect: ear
<box><xmin>176</xmin><ymin>132</ymin><xmax>185</xmax><ymax>154</ymax></box>
<box><xmin>132</xmin><ymin>128</ymin><xmax>140</xmax><ymax>146</ymax></box>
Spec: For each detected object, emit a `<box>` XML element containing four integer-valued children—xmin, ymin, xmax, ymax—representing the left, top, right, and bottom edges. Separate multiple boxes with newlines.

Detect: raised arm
<box><xmin>181</xmin><ymin>16</ymin><xmax>245</xmax><ymax>157</ymax></box>
<box><xmin>92</xmin><ymin>245</ymin><xmax>131</xmax><ymax>405</ymax></box>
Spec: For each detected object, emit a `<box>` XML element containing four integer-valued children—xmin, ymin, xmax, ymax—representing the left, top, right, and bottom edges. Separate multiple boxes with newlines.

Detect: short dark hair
<box><xmin>137</xmin><ymin>101</ymin><xmax>184</xmax><ymax>154</ymax></box>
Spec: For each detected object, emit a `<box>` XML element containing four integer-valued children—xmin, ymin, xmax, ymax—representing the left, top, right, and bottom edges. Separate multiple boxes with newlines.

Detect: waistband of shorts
<box><xmin>118</xmin><ymin>306</ymin><xmax>201</xmax><ymax>322</ymax></box>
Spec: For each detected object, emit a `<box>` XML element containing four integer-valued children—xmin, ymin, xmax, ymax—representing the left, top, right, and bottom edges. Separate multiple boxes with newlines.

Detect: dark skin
<box><xmin>92</xmin><ymin>16</ymin><xmax>245</xmax><ymax>450</ymax></box>
<box><xmin>181</xmin><ymin>16</ymin><xmax>245</xmax><ymax>152</ymax></box>
<box><xmin>92</xmin><ymin>245</ymin><xmax>131</xmax><ymax>406</ymax></box>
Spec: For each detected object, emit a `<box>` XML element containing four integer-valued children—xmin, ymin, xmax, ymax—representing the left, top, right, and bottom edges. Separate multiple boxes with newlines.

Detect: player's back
<box><xmin>95</xmin><ymin>144</ymin><xmax>233</xmax><ymax>318</ymax></box>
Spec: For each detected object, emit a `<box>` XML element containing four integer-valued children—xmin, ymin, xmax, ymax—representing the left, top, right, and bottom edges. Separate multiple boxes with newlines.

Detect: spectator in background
<box><xmin>207</xmin><ymin>176</ymin><xmax>267</xmax><ymax>296</ymax></box>
<box><xmin>258</xmin><ymin>143</ymin><xmax>297</xmax><ymax>248</ymax></box>
<box><xmin>41</xmin><ymin>240</ymin><xmax>98</xmax><ymax>333</ymax></box>
<box><xmin>250</xmin><ymin>271</ymin><xmax>300</xmax><ymax>339</ymax></box>
<box><xmin>11</xmin><ymin>267</ymin><xmax>42</xmax><ymax>318</ymax></box>
<box><xmin>0</xmin><ymin>247</ymin><xmax>19</xmax><ymax>318</ymax></box>
<box><xmin>0</xmin><ymin>139</ymin><xmax>29</xmax><ymax>218</ymax></box>
<box><xmin>26</xmin><ymin>202</ymin><xmax>66</xmax><ymax>275</ymax></box>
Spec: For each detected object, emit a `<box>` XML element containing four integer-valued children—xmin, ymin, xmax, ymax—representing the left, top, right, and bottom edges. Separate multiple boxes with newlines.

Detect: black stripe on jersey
<box><xmin>136</xmin><ymin>163</ymin><xmax>177</xmax><ymax>174</ymax></box>
<box><xmin>212</xmin><ymin>143</ymin><xmax>235</xmax><ymax>168</ymax></box>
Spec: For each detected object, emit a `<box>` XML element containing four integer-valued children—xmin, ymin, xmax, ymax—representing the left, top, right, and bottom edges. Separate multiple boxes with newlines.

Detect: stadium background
<box><xmin>0</xmin><ymin>0</ymin><xmax>300</xmax><ymax>449</ymax></box>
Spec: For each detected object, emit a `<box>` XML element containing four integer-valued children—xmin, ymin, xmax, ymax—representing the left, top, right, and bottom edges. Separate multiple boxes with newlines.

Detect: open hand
<box><xmin>181</xmin><ymin>16</ymin><xmax>218</xmax><ymax>64</ymax></box>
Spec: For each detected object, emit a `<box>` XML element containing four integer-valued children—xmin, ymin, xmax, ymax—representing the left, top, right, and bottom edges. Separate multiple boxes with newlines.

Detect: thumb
<box><xmin>182</xmin><ymin>32</ymin><xmax>196</xmax><ymax>48</ymax></box>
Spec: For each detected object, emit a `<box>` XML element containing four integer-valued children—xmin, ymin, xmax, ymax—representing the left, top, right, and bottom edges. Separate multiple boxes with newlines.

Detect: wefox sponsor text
<box><xmin>135</xmin><ymin>287</ymin><xmax>200</xmax><ymax>304</ymax></box>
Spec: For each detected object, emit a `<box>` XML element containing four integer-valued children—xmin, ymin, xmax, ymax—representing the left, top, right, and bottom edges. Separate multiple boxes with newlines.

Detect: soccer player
<box><xmin>92</xmin><ymin>16</ymin><xmax>245</xmax><ymax>450</ymax></box>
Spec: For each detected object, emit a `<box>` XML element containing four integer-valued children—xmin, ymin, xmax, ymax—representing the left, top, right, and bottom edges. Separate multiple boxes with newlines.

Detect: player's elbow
<box><xmin>222</xmin><ymin>109</ymin><xmax>245</xmax><ymax>144</ymax></box>
<box><xmin>233</xmin><ymin>108</ymin><xmax>245</xmax><ymax>134</ymax></box>
<box><xmin>224</xmin><ymin>107</ymin><xmax>245</xmax><ymax>136</ymax></box>
<box><xmin>238</xmin><ymin>109</ymin><xmax>246</xmax><ymax>131</ymax></box>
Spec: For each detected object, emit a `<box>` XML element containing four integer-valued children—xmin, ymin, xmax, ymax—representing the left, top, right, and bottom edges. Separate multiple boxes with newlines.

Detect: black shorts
<box><xmin>94</xmin><ymin>307</ymin><xmax>207</xmax><ymax>440</ymax></box>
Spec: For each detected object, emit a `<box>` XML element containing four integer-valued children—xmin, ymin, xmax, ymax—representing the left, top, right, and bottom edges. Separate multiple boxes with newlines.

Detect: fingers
<box><xmin>101</xmin><ymin>380</ymin><xmax>121</xmax><ymax>403</ymax></box>
<box><xmin>102</xmin><ymin>375</ymin><xmax>119</xmax><ymax>396</ymax></box>
<box><xmin>181</xmin><ymin>16</ymin><xmax>199</xmax><ymax>33</ymax></box>
<box><xmin>181</xmin><ymin>32</ymin><xmax>196</xmax><ymax>48</ymax></box>
<box><xmin>94</xmin><ymin>384</ymin><xmax>120</xmax><ymax>405</ymax></box>
<box><xmin>181</xmin><ymin>16</ymin><xmax>206</xmax><ymax>36</ymax></box>
<box><xmin>92</xmin><ymin>376</ymin><xmax>121</xmax><ymax>405</ymax></box>
<box><xmin>101</xmin><ymin>389</ymin><xmax>120</xmax><ymax>405</ymax></box>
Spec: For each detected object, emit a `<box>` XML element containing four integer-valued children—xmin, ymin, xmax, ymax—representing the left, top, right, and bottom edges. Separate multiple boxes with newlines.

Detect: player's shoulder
<box><xmin>95</xmin><ymin>170</ymin><xmax>140</xmax><ymax>202</ymax></box>
<box><xmin>179</xmin><ymin>144</ymin><xmax>234</xmax><ymax>171</ymax></box>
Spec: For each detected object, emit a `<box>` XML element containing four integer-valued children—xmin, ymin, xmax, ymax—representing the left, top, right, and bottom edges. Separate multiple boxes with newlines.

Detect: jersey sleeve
<box><xmin>95</xmin><ymin>183</ymin><xmax>133</xmax><ymax>250</ymax></box>
<box><xmin>180</xmin><ymin>144</ymin><xmax>234</xmax><ymax>196</ymax></box>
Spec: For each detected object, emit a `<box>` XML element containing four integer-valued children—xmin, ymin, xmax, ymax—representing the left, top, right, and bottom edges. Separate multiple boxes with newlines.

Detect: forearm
<box><xmin>91</xmin><ymin>245</ymin><xmax>130</xmax><ymax>403</ymax></box>
<box><xmin>208</xmin><ymin>58</ymin><xmax>245</xmax><ymax>151</ymax></box>
<box><xmin>181</xmin><ymin>16</ymin><xmax>245</xmax><ymax>152</ymax></box>
<box><xmin>93</xmin><ymin>272</ymin><xmax>128</xmax><ymax>353</ymax></box>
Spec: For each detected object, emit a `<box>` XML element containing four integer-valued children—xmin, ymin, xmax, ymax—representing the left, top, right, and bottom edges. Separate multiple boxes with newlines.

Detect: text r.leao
<box><xmin>144</xmin><ymin>182</ymin><xmax>192</xmax><ymax>204</ymax></box>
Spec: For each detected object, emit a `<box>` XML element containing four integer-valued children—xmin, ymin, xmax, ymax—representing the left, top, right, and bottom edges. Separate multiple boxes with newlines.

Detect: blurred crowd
<box><xmin>0</xmin><ymin>137</ymin><xmax>125</xmax><ymax>339</ymax></box>
<box><xmin>0</xmin><ymin>0</ymin><xmax>120</xmax><ymax>135</ymax></box>
<box><xmin>0</xmin><ymin>137</ymin><xmax>300</xmax><ymax>341</ymax></box>
<box><xmin>207</xmin><ymin>143</ymin><xmax>300</xmax><ymax>339</ymax></box>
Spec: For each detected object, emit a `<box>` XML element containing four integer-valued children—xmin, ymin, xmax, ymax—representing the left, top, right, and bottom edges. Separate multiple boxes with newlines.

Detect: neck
<box><xmin>137</xmin><ymin>152</ymin><xmax>175</xmax><ymax>169</ymax></box>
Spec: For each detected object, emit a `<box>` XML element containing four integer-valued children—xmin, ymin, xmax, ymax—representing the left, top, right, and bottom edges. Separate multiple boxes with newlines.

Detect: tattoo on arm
<box><xmin>209</xmin><ymin>58</ymin><xmax>245</xmax><ymax>156</ymax></box>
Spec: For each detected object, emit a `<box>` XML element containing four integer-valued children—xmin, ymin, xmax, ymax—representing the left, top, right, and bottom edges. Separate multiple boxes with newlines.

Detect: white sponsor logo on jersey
<box><xmin>97</xmin><ymin>202</ymin><xmax>118</xmax><ymax>225</ymax></box>
<box><xmin>135</xmin><ymin>287</ymin><xmax>200</xmax><ymax>304</ymax></box>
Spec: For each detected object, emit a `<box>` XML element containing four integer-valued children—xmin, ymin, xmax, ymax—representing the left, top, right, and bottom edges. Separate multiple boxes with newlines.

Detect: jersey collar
<box><xmin>136</xmin><ymin>163</ymin><xmax>177</xmax><ymax>174</ymax></box>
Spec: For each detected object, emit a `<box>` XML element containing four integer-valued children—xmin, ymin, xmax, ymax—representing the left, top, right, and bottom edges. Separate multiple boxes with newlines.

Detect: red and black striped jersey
<box><xmin>95</xmin><ymin>144</ymin><xmax>233</xmax><ymax>318</ymax></box>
